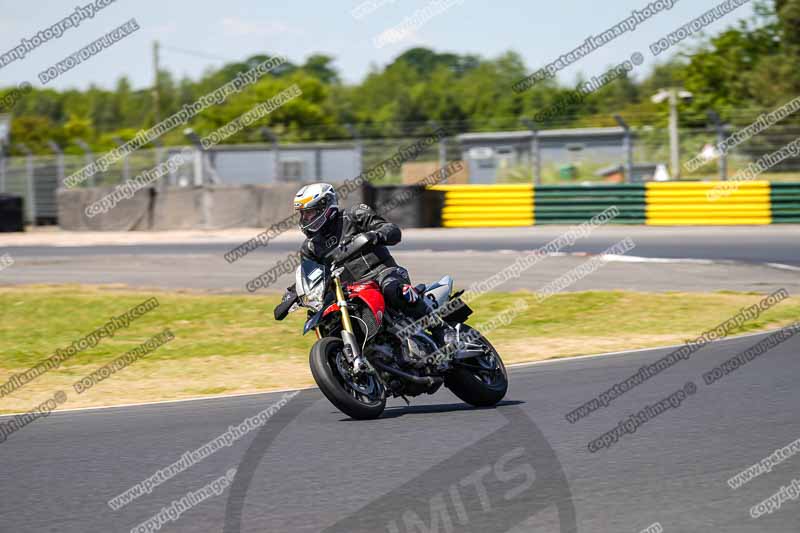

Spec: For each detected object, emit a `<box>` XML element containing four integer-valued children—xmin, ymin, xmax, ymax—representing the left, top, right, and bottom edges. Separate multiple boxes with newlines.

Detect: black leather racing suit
<box><xmin>300</xmin><ymin>204</ymin><xmax>427</xmax><ymax>319</ymax></box>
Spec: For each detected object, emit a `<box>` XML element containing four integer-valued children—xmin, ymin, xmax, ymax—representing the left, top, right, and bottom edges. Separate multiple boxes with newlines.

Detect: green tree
<box><xmin>303</xmin><ymin>54</ymin><xmax>340</xmax><ymax>84</ymax></box>
<box><xmin>1</xmin><ymin>1</ymin><xmax>789</xmax><ymax>153</ymax></box>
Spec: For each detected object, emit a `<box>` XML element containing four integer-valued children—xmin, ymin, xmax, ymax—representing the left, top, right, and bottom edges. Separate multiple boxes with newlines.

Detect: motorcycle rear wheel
<box><xmin>309</xmin><ymin>337</ymin><xmax>386</xmax><ymax>420</ymax></box>
<box><xmin>445</xmin><ymin>326</ymin><xmax>508</xmax><ymax>407</ymax></box>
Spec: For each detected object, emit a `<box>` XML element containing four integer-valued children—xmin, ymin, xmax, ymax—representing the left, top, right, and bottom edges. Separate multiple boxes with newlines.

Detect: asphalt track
<box><xmin>2</xmin><ymin>226</ymin><xmax>799</xmax><ymax>293</ymax></box>
<box><xmin>4</xmin><ymin>226</ymin><xmax>800</xmax><ymax>265</ymax></box>
<box><xmin>2</xmin><ymin>331</ymin><xmax>798</xmax><ymax>532</ymax></box>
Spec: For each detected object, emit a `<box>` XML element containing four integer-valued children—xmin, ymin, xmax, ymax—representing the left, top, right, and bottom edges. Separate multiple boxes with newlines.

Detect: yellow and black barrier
<box><xmin>429</xmin><ymin>184</ymin><xmax>534</xmax><ymax>227</ymax></box>
<box><xmin>645</xmin><ymin>181</ymin><xmax>772</xmax><ymax>225</ymax></box>
<box><xmin>426</xmin><ymin>182</ymin><xmax>800</xmax><ymax>227</ymax></box>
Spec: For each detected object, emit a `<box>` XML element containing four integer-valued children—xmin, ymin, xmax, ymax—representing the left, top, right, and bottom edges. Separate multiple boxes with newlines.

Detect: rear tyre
<box><xmin>445</xmin><ymin>327</ymin><xmax>508</xmax><ymax>407</ymax></box>
<box><xmin>309</xmin><ymin>337</ymin><xmax>386</xmax><ymax>420</ymax></box>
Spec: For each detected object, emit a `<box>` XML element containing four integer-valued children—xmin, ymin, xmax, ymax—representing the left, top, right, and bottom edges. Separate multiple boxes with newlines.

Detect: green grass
<box><xmin>2</xmin><ymin>286</ymin><xmax>797</xmax><ymax>368</ymax></box>
<box><xmin>0</xmin><ymin>285</ymin><xmax>797</xmax><ymax>411</ymax></box>
<box><xmin>0</xmin><ymin>286</ymin><xmax>308</xmax><ymax>369</ymax></box>
<box><xmin>482</xmin><ymin>290</ymin><xmax>800</xmax><ymax>346</ymax></box>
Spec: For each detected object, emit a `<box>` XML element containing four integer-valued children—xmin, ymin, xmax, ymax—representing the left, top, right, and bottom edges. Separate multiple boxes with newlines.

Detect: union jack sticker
<box><xmin>402</xmin><ymin>284</ymin><xmax>419</xmax><ymax>303</ymax></box>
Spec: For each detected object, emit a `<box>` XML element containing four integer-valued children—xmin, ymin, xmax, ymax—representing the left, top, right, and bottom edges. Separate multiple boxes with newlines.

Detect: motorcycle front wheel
<box><xmin>445</xmin><ymin>326</ymin><xmax>508</xmax><ymax>407</ymax></box>
<box><xmin>309</xmin><ymin>337</ymin><xmax>386</xmax><ymax>420</ymax></box>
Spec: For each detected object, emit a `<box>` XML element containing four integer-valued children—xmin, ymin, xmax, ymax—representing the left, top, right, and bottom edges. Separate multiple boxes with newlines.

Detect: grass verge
<box><xmin>1</xmin><ymin>285</ymin><xmax>798</xmax><ymax>413</ymax></box>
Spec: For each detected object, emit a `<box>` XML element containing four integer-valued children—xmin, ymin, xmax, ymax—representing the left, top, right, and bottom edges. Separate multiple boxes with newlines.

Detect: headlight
<box><xmin>304</xmin><ymin>281</ymin><xmax>325</xmax><ymax>312</ymax></box>
<box><xmin>297</xmin><ymin>260</ymin><xmax>326</xmax><ymax>312</ymax></box>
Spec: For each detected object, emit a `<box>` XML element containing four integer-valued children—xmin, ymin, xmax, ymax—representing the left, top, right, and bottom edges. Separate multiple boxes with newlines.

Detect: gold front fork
<box><xmin>334</xmin><ymin>275</ymin><xmax>366</xmax><ymax>371</ymax></box>
<box><xmin>334</xmin><ymin>277</ymin><xmax>355</xmax><ymax>334</ymax></box>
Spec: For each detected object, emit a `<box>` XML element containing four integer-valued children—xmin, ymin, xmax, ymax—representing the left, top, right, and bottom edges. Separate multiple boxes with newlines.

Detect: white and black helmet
<box><xmin>293</xmin><ymin>183</ymin><xmax>339</xmax><ymax>237</ymax></box>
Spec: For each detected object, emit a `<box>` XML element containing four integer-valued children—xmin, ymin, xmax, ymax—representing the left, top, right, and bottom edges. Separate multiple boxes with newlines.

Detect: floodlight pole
<box><xmin>652</xmin><ymin>88</ymin><xmax>692</xmax><ymax>180</ymax></box>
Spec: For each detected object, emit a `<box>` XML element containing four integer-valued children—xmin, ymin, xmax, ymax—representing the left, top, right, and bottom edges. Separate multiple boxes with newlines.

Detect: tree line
<box><xmin>2</xmin><ymin>0</ymin><xmax>798</xmax><ymax>156</ymax></box>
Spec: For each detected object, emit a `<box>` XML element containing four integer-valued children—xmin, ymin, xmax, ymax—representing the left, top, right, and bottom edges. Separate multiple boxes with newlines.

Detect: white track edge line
<box><xmin>0</xmin><ymin>328</ymin><xmax>784</xmax><ymax>418</ymax></box>
<box><xmin>766</xmin><ymin>263</ymin><xmax>800</xmax><ymax>272</ymax></box>
<box><xmin>0</xmin><ymin>386</ymin><xmax>317</xmax><ymax>418</ymax></box>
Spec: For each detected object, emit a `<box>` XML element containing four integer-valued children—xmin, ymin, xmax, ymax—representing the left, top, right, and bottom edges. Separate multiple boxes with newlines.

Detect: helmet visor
<box><xmin>299</xmin><ymin>207</ymin><xmax>324</xmax><ymax>225</ymax></box>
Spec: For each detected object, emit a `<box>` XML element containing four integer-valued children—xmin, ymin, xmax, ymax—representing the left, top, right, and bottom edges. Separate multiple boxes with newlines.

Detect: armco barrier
<box><xmin>771</xmin><ymin>182</ymin><xmax>800</xmax><ymax>224</ymax></box>
<box><xmin>535</xmin><ymin>184</ymin><xmax>645</xmax><ymax>225</ymax></box>
<box><xmin>645</xmin><ymin>181</ymin><xmax>772</xmax><ymax>225</ymax></box>
<box><xmin>429</xmin><ymin>184</ymin><xmax>534</xmax><ymax>227</ymax></box>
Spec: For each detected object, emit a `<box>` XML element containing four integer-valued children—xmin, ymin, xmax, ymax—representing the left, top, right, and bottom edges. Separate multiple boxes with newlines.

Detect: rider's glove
<box><xmin>274</xmin><ymin>284</ymin><xmax>298</xmax><ymax>321</ymax></box>
<box><xmin>363</xmin><ymin>231</ymin><xmax>380</xmax><ymax>245</ymax></box>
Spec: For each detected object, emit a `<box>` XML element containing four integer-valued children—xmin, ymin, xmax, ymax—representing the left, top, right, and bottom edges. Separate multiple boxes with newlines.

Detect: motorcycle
<box><xmin>275</xmin><ymin>233</ymin><xmax>508</xmax><ymax>419</ymax></box>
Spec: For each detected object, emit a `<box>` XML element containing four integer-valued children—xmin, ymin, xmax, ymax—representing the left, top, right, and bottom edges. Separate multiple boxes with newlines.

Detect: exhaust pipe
<box><xmin>372</xmin><ymin>360</ymin><xmax>443</xmax><ymax>387</ymax></box>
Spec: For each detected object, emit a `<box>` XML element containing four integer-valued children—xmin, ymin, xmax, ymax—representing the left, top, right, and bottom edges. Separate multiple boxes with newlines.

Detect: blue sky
<box><xmin>0</xmin><ymin>0</ymin><xmax>759</xmax><ymax>91</ymax></box>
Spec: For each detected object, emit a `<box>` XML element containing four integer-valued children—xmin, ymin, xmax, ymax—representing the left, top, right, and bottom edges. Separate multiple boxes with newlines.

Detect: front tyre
<box><xmin>445</xmin><ymin>327</ymin><xmax>508</xmax><ymax>407</ymax></box>
<box><xmin>309</xmin><ymin>337</ymin><xmax>386</xmax><ymax>420</ymax></box>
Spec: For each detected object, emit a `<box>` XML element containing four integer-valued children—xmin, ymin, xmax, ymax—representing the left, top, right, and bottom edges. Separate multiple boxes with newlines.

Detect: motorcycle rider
<box><xmin>274</xmin><ymin>182</ymin><xmax>429</xmax><ymax>323</ymax></box>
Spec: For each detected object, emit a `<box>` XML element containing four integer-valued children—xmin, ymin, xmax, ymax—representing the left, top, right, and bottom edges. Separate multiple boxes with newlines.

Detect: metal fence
<box><xmin>0</xmin><ymin>147</ymin><xmax>197</xmax><ymax>223</ymax></box>
<box><xmin>3</xmin><ymin>123</ymin><xmax>800</xmax><ymax>224</ymax></box>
